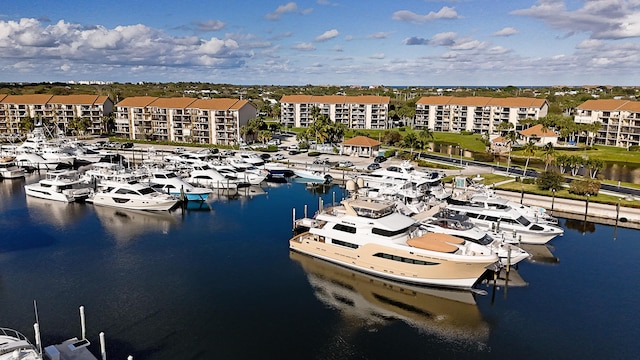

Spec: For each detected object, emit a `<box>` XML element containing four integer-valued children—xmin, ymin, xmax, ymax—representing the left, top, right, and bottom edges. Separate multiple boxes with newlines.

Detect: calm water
<box><xmin>1</xmin><ymin>174</ymin><xmax>640</xmax><ymax>359</ymax></box>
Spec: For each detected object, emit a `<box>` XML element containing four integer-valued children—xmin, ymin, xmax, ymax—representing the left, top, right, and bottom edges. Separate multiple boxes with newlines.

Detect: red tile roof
<box><xmin>577</xmin><ymin>99</ymin><xmax>630</xmax><ymax>111</ymax></box>
<box><xmin>2</xmin><ymin>94</ymin><xmax>53</xmax><ymax>104</ymax></box>
<box><xmin>116</xmin><ymin>96</ymin><xmax>158</xmax><ymax>107</ymax></box>
<box><xmin>519</xmin><ymin>124</ymin><xmax>558</xmax><ymax>137</ymax></box>
<box><xmin>341</xmin><ymin>136</ymin><xmax>381</xmax><ymax>147</ymax></box>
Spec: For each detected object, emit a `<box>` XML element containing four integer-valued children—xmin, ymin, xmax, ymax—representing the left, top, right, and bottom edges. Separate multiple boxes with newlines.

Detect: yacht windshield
<box><xmin>516</xmin><ymin>216</ymin><xmax>531</xmax><ymax>227</ymax></box>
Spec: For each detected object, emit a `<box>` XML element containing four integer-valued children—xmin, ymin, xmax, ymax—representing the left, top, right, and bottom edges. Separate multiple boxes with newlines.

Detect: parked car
<box><xmin>288</xmin><ymin>150</ymin><xmax>300</xmax><ymax>155</ymax></box>
<box><xmin>338</xmin><ymin>161</ymin><xmax>354</xmax><ymax>168</ymax></box>
<box><xmin>259</xmin><ymin>153</ymin><xmax>271</xmax><ymax>160</ymax></box>
<box><xmin>120</xmin><ymin>142</ymin><xmax>134</xmax><ymax>149</ymax></box>
<box><xmin>374</xmin><ymin>155</ymin><xmax>387</xmax><ymax>163</ymax></box>
<box><xmin>367</xmin><ymin>163</ymin><xmax>381</xmax><ymax>171</ymax></box>
<box><xmin>273</xmin><ymin>153</ymin><xmax>286</xmax><ymax>161</ymax></box>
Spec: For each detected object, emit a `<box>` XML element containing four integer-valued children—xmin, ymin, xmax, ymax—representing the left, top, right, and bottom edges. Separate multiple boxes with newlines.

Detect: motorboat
<box><xmin>290</xmin><ymin>196</ymin><xmax>500</xmax><ymax>289</ymax></box>
<box><xmin>211</xmin><ymin>163</ymin><xmax>267</xmax><ymax>185</ymax></box>
<box><xmin>185</xmin><ymin>163</ymin><xmax>245</xmax><ymax>189</ymax></box>
<box><xmin>416</xmin><ymin>206</ymin><xmax>530</xmax><ymax>266</ymax></box>
<box><xmin>0</xmin><ymin>327</ymin><xmax>42</xmax><ymax>360</ymax></box>
<box><xmin>359</xmin><ymin>160</ymin><xmax>444</xmax><ymax>190</ymax></box>
<box><xmin>234</xmin><ymin>152</ymin><xmax>265</xmax><ymax>166</ymax></box>
<box><xmin>292</xmin><ymin>168</ymin><xmax>333</xmax><ymax>183</ymax></box>
<box><xmin>14</xmin><ymin>152</ymin><xmax>59</xmax><ymax>171</ymax></box>
<box><xmin>262</xmin><ymin>162</ymin><xmax>294</xmax><ymax>178</ymax></box>
<box><xmin>465</xmin><ymin>193</ymin><xmax>559</xmax><ymax>225</ymax></box>
<box><xmin>88</xmin><ymin>179</ymin><xmax>180</xmax><ymax>211</ymax></box>
<box><xmin>147</xmin><ymin>170</ymin><xmax>212</xmax><ymax>201</ymax></box>
<box><xmin>444</xmin><ymin>202</ymin><xmax>564</xmax><ymax>244</ymax></box>
<box><xmin>24</xmin><ymin>169</ymin><xmax>93</xmax><ymax>203</ymax></box>
<box><xmin>0</xmin><ymin>156</ymin><xmax>25</xmax><ymax>179</ymax></box>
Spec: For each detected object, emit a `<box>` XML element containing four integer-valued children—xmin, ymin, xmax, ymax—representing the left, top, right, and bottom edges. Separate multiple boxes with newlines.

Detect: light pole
<box><xmin>551</xmin><ymin>188</ymin><xmax>556</xmax><ymax>213</ymax></box>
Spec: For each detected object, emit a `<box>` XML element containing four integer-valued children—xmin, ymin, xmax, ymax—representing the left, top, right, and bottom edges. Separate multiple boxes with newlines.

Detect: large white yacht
<box><xmin>444</xmin><ymin>202</ymin><xmax>564</xmax><ymax>244</ymax></box>
<box><xmin>185</xmin><ymin>163</ymin><xmax>245</xmax><ymax>189</ymax></box>
<box><xmin>290</xmin><ymin>196</ymin><xmax>500</xmax><ymax>289</ymax></box>
<box><xmin>24</xmin><ymin>169</ymin><xmax>93</xmax><ymax>203</ymax></box>
<box><xmin>88</xmin><ymin>179</ymin><xmax>179</xmax><ymax>211</ymax></box>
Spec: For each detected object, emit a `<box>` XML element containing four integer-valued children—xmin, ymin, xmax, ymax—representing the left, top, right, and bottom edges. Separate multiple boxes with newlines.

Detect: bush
<box><xmin>629</xmin><ymin>145</ymin><xmax>640</xmax><ymax>152</ymax></box>
<box><xmin>537</xmin><ymin>170</ymin><xmax>564</xmax><ymax>191</ymax></box>
<box><xmin>384</xmin><ymin>149</ymin><xmax>396</xmax><ymax>158</ymax></box>
<box><xmin>522</xmin><ymin>177</ymin><xmax>536</xmax><ymax>184</ymax></box>
<box><xmin>568</xmin><ymin>179</ymin><xmax>601</xmax><ymax>196</ymax></box>
<box><xmin>307</xmin><ymin>151</ymin><xmax>321</xmax><ymax>157</ymax></box>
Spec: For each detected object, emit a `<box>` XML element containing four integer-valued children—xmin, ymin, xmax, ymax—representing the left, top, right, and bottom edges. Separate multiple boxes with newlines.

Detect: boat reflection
<box><xmin>93</xmin><ymin>206</ymin><xmax>179</xmax><ymax>243</ymax></box>
<box><xmin>290</xmin><ymin>251</ymin><xmax>489</xmax><ymax>343</ymax></box>
<box><xmin>26</xmin><ymin>195</ymin><xmax>88</xmax><ymax>227</ymax></box>
<box><xmin>520</xmin><ymin>244</ymin><xmax>560</xmax><ymax>264</ymax></box>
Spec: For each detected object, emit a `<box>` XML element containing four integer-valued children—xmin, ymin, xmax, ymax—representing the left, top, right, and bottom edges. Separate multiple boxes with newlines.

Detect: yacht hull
<box><xmin>290</xmin><ymin>233</ymin><xmax>495</xmax><ymax>289</ymax></box>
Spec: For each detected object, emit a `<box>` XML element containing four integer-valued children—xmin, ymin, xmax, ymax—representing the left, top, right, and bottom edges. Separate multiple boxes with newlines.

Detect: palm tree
<box><xmin>521</xmin><ymin>141</ymin><xmax>537</xmax><ymax>178</ymax></box>
<box><xmin>554</xmin><ymin>153</ymin><xmax>569</xmax><ymax>174</ymax></box>
<box><xmin>505</xmin><ymin>130</ymin><xmax>518</xmax><ymax>174</ymax></box>
<box><xmin>402</xmin><ymin>131</ymin><xmax>420</xmax><ymax>156</ymax></box>
<box><xmin>541</xmin><ymin>142</ymin><xmax>556</xmax><ymax>171</ymax></box>
<box><xmin>417</xmin><ymin>128</ymin><xmax>434</xmax><ymax>150</ymax></box>
<box><xmin>19</xmin><ymin>116</ymin><xmax>35</xmax><ymax>133</ymax></box>
<box><xmin>586</xmin><ymin>158</ymin><xmax>604</xmax><ymax>179</ymax></box>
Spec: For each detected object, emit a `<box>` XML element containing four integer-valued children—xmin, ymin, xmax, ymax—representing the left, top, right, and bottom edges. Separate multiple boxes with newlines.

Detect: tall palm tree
<box><xmin>542</xmin><ymin>142</ymin><xmax>556</xmax><ymax>171</ymax></box>
<box><xmin>505</xmin><ymin>130</ymin><xmax>518</xmax><ymax>174</ymax></box>
<box><xmin>417</xmin><ymin>128</ymin><xmax>434</xmax><ymax>150</ymax></box>
<box><xmin>586</xmin><ymin>158</ymin><xmax>604</xmax><ymax>179</ymax></box>
<box><xmin>521</xmin><ymin>141</ymin><xmax>537</xmax><ymax>178</ymax></box>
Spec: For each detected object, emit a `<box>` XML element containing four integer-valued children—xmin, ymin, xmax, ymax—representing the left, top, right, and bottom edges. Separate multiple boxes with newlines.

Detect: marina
<box><xmin>1</xmin><ymin>171</ymin><xmax>640</xmax><ymax>359</ymax></box>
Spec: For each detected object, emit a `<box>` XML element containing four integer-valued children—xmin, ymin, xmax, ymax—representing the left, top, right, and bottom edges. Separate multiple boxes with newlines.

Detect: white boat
<box><xmin>147</xmin><ymin>170</ymin><xmax>212</xmax><ymax>201</ymax></box>
<box><xmin>24</xmin><ymin>169</ymin><xmax>93</xmax><ymax>203</ymax></box>
<box><xmin>0</xmin><ymin>156</ymin><xmax>25</xmax><ymax>179</ymax></box>
<box><xmin>444</xmin><ymin>202</ymin><xmax>564</xmax><ymax>245</ymax></box>
<box><xmin>416</xmin><ymin>207</ymin><xmax>530</xmax><ymax>266</ymax></box>
<box><xmin>88</xmin><ymin>179</ymin><xmax>180</xmax><ymax>211</ymax></box>
<box><xmin>14</xmin><ymin>153</ymin><xmax>59</xmax><ymax>170</ymax></box>
<box><xmin>185</xmin><ymin>163</ymin><xmax>244</xmax><ymax>189</ymax></box>
<box><xmin>292</xmin><ymin>168</ymin><xmax>333</xmax><ymax>183</ymax></box>
<box><xmin>465</xmin><ymin>193</ymin><xmax>559</xmax><ymax>225</ymax></box>
<box><xmin>212</xmin><ymin>163</ymin><xmax>267</xmax><ymax>185</ymax></box>
<box><xmin>234</xmin><ymin>152</ymin><xmax>265</xmax><ymax>166</ymax></box>
<box><xmin>290</xmin><ymin>196</ymin><xmax>500</xmax><ymax>289</ymax></box>
<box><xmin>0</xmin><ymin>327</ymin><xmax>42</xmax><ymax>360</ymax></box>
<box><xmin>359</xmin><ymin>160</ymin><xmax>444</xmax><ymax>190</ymax></box>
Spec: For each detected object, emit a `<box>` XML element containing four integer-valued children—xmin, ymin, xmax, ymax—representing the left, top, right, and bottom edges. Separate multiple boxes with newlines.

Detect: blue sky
<box><xmin>1</xmin><ymin>0</ymin><xmax>639</xmax><ymax>86</ymax></box>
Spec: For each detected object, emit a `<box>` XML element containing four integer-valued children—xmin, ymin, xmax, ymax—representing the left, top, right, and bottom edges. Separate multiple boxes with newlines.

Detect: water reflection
<box><xmin>93</xmin><ymin>206</ymin><xmax>179</xmax><ymax>243</ymax></box>
<box><xmin>26</xmin><ymin>196</ymin><xmax>89</xmax><ymax>227</ymax></box>
<box><xmin>519</xmin><ymin>244</ymin><xmax>560</xmax><ymax>264</ymax></box>
<box><xmin>290</xmin><ymin>251</ymin><xmax>489</xmax><ymax>343</ymax></box>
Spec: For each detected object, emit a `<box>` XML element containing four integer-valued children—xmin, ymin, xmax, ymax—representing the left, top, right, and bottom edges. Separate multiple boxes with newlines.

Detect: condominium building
<box><xmin>0</xmin><ymin>94</ymin><xmax>113</xmax><ymax>136</ymax></box>
<box><xmin>279</xmin><ymin>95</ymin><xmax>390</xmax><ymax>129</ymax></box>
<box><xmin>574</xmin><ymin>99</ymin><xmax>640</xmax><ymax>148</ymax></box>
<box><xmin>114</xmin><ymin>97</ymin><xmax>256</xmax><ymax>145</ymax></box>
<box><xmin>414</xmin><ymin>96</ymin><xmax>548</xmax><ymax>133</ymax></box>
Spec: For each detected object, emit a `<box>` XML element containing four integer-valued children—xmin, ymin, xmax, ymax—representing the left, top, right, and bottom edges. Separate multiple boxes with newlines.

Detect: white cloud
<box><xmin>512</xmin><ymin>0</ymin><xmax>640</xmax><ymax>39</ymax></box>
<box><xmin>429</xmin><ymin>32</ymin><xmax>458</xmax><ymax>46</ymax></box>
<box><xmin>314</xmin><ymin>29</ymin><xmax>339</xmax><ymax>42</ymax></box>
<box><xmin>194</xmin><ymin>20</ymin><xmax>225</xmax><ymax>32</ymax></box>
<box><xmin>367</xmin><ymin>32</ymin><xmax>392</xmax><ymax>39</ymax></box>
<box><xmin>392</xmin><ymin>7</ymin><xmax>460</xmax><ymax>23</ymax></box>
<box><xmin>369</xmin><ymin>53</ymin><xmax>385</xmax><ymax>59</ymax></box>
<box><xmin>265</xmin><ymin>2</ymin><xmax>299</xmax><ymax>20</ymax></box>
<box><xmin>493</xmin><ymin>27</ymin><xmax>519</xmax><ymax>37</ymax></box>
<box><xmin>292</xmin><ymin>42</ymin><xmax>315</xmax><ymax>51</ymax></box>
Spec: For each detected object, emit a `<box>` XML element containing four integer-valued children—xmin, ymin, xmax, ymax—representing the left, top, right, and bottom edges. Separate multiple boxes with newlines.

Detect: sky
<box><xmin>1</xmin><ymin>0</ymin><xmax>639</xmax><ymax>86</ymax></box>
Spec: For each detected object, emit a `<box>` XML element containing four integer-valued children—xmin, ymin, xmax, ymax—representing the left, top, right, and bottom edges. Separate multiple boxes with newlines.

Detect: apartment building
<box><xmin>0</xmin><ymin>94</ymin><xmax>113</xmax><ymax>137</ymax></box>
<box><xmin>114</xmin><ymin>97</ymin><xmax>256</xmax><ymax>145</ymax></box>
<box><xmin>414</xmin><ymin>96</ymin><xmax>548</xmax><ymax>133</ymax></box>
<box><xmin>574</xmin><ymin>99</ymin><xmax>640</xmax><ymax>148</ymax></box>
<box><xmin>279</xmin><ymin>95</ymin><xmax>390</xmax><ymax>129</ymax></box>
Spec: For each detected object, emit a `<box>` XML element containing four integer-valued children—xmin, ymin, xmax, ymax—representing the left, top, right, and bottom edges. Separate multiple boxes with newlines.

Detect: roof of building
<box><xmin>0</xmin><ymin>94</ymin><xmax>7</xmax><ymax>102</ymax></box>
<box><xmin>1</xmin><ymin>94</ymin><xmax>54</xmax><ymax>104</ymax></box>
<box><xmin>519</xmin><ymin>124</ymin><xmax>558</xmax><ymax>138</ymax></box>
<box><xmin>416</xmin><ymin>96</ymin><xmax>453</xmax><ymax>105</ymax></box>
<box><xmin>190</xmin><ymin>98</ymin><xmax>245</xmax><ymax>110</ymax></box>
<box><xmin>280</xmin><ymin>95</ymin><xmax>389</xmax><ymax>104</ymax></box>
<box><xmin>311</xmin><ymin>95</ymin><xmax>346</xmax><ymax>104</ymax></box>
<box><xmin>346</xmin><ymin>95</ymin><xmax>390</xmax><ymax>104</ymax></box>
<box><xmin>149</xmin><ymin>97</ymin><xmax>198</xmax><ymax>109</ymax></box>
<box><xmin>491</xmin><ymin>136</ymin><xmax>506</xmax><ymax>143</ymax></box>
<box><xmin>619</xmin><ymin>101</ymin><xmax>640</xmax><ymax>112</ymax></box>
<box><xmin>416</xmin><ymin>96</ymin><xmax>547</xmax><ymax>108</ymax></box>
<box><xmin>49</xmin><ymin>95</ymin><xmax>110</xmax><ymax>105</ymax></box>
<box><xmin>280</xmin><ymin>95</ymin><xmax>313</xmax><ymax>103</ymax></box>
<box><xmin>577</xmin><ymin>99</ymin><xmax>630</xmax><ymax>111</ymax></box>
<box><xmin>340</xmin><ymin>136</ymin><xmax>382</xmax><ymax>147</ymax></box>
<box><xmin>116</xmin><ymin>96</ymin><xmax>158</xmax><ymax>107</ymax></box>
